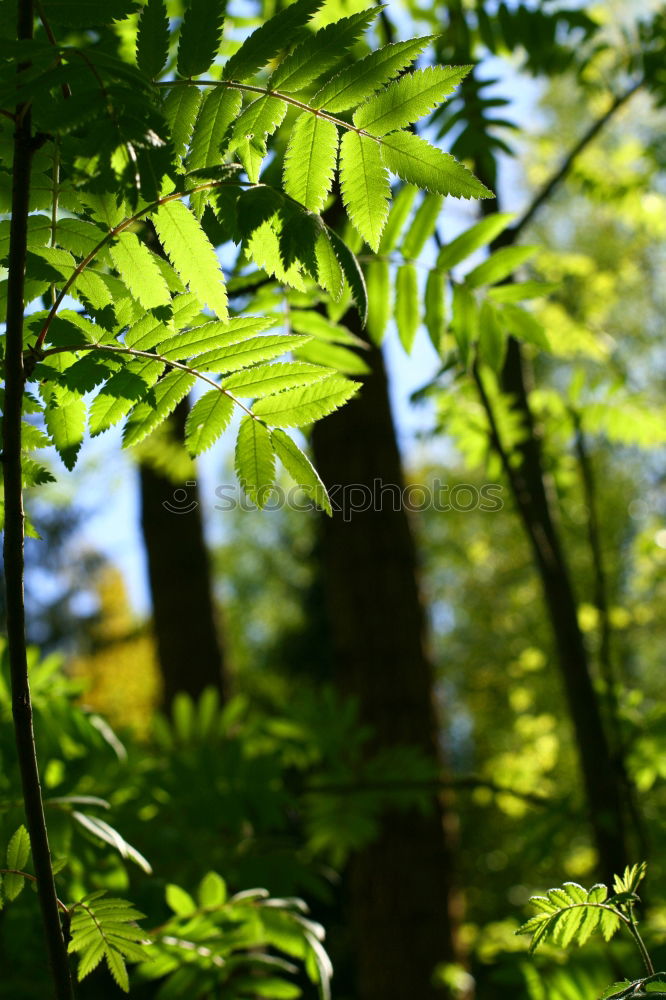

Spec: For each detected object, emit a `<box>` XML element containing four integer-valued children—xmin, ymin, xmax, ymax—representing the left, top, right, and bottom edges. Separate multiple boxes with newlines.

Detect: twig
<box><xmin>506</xmin><ymin>78</ymin><xmax>644</xmax><ymax>245</ymax></box>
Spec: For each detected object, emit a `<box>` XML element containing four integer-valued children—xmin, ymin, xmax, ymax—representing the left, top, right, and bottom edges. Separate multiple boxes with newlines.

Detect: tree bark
<box><xmin>312</xmin><ymin>330</ymin><xmax>460</xmax><ymax>1000</ymax></box>
<box><xmin>139</xmin><ymin>398</ymin><xmax>227</xmax><ymax>708</ymax></box>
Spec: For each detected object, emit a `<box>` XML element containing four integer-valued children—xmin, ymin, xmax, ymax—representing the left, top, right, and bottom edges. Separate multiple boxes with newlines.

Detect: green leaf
<box><xmin>451</xmin><ymin>283</ymin><xmax>477</xmax><ymax>367</ymax></box>
<box><xmin>230</xmin><ymin>96</ymin><xmax>288</xmax><ymax>183</ymax></box>
<box><xmin>235</xmin><ymin>416</ymin><xmax>276</xmax><ymax>507</ymax></box>
<box><xmin>55</xmin><ymin>219</ymin><xmax>106</xmax><ymax>258</ymax></box>
<box><xmin>380</xmin><ymin>131</ymin><xmax>493</xmax><ymax>200</ymax></box>
<box><xmin>366</xmin><ymin>257</ymin><xmax>390</xmax><ymax>345</ymax></box>
<box><xmin>465</xmin><ymin>245</ymin><xmax>538</xmax><ymax>288</ymax></box>
<box><xmin>222</xmin><ymin>0</ymin><xmax>324</xmax><ymax>81</ymax></box>
<box><xmin>89</xmin><ymin>359</ymin><xmax>165</xmax><ymax>436</ymax></box>
<box><xmin>41</xmin><ymin>0</ymin><xmax>137</xmax><ymax>26</ymax></box>
<box><xmin>296</xmin><ymin>339</ymin><xmax>369</xmax><ymax>374</ymax></box>
<box><xmin>194</xmin><ymin>333</ymin><xmax>311</xmax><ymax>373</ymax></box>
<box><xmin>487</xmin><ymin>280</ymin><xmax>557</xmax><ymax>303</ymax></box>
<box><xmin>110</xmin><ymin>232</ymin><xmax>171</xmax><ymax>311</ymax></box>
<box><xmin>76</xmin><ymin>938</ymin><xmax>106</xmax><ymax>980</ymax></box>
<box><xmin>326</xmin><ymin>227</ymin><xmax>367</xmax><ymax>324</ymax></box>
<box><xmin>197</xmin><ymin>871</ymin><xmax>227</xmax><ymax>908</ymax></box>
<box><xmin>288</xmin><ymin>310</ymin><xmax>365</xmax><ymax>346</ymax></box>
<box><xmin>269</xmin><ymin>6</ymin><xmax>379</xmax><ymax>93</ymax></box>
<box><xmin>379</xmin><ymin>184</ymin><xmax>418</xmax><ymax>253</ymax></box>
<box><xmin>7</xmin><ymin>826</ymin><xmax>31</xmax><ymax>870</ymax></box>
<box><xmin>495</xmin><ymin>302</ymin><xmax>549</xmax><ymax>350</ymax></box>
<box><xmin>401</xmin><ymin>193</ymin><xmax>443</xmax><ymax>259</ymax></box>
<box><xmin>157</xmin><ymin>316</ymin><xmax>273</xmax><ymax>361</ymax></box>
<box><xmin>478</xmin><ymin>300</ymin><xmax>506</xmax><ymax>372</ymax></box>
<box><xmin>184</xmin><ymin>390</ymin><xmax>234</xmax><ymax>455</ymax></box>
<box><xmin>283</xmin><ymin>113</ymin><xmax>338</xmax><ymax>214</ymax></box>
<box><xmin>271</xmin><ymin>428</ymin><xmax>331</xmax><ymax>514</ymax></box>
<box><xmin>312</xmin><ymin>36</ymin><xmax>434</xmax><ymax>113</ymax></box>
<box><xmin>613</xmin><ymin>863</ymin><xmax>647</xmax><ymax>896</ymax></box>
<box><xmin>44</xmin><ymin>396</ymin><xmax>86</xmax><ymax>470</ymax></box>
<box><xmin>354</xmin><ymin>65</ymin><xmax>469</xmax><ymax>136</ymax></box>
<box><xmin>223</xmin><ymin>361</ymin><xmax>330</xmax><ymax>397</ymax></box>
<box><xmin>163</xmin><ymin>85</ymin><xmax>203</xmax><ymax>161</ymax></box>
<box><xmin>395</xmin><ymin>263</ymin><xmax>419</xmax><ymax>353</ymax></box>
<box><xmin>166</xmin><ymin>883</ymin><xmax>197</xmax><ymax>916</ymax></box>
<box><xmin>177</xmin><ymin>0</ymin><xmax>225</xmax><ymax>78</ymax></box>
<box><xmin>340</xmin><ymin>131</ymin><xmax>390</xmax><ymax>252</ymax></box>
<box><xmin>71</xmin><ymin>813</ymin><xmax>152</xmax><ymax>873</ymax></box>
<box><xmin>436</xmin><ymin>213</ymin><xmax>514</xmax><ymax>270</ymax></box>
<box><xmin>424</xmin><ymin>267</ymin><xmax>445</xmax><ymax>351</ymax></box>
<box><xmin>601</xmin><ymin>984</ymin><xmax>635</xmax><ymax>1000</ymax></box>
<box><xmin>246</xmin><ymin>219</ymin><xmax>308</xmax><ymax>290</ymax></box>
<box><xmin>123</xmin><ymin>370</ymin><xmax>196</xmax><ymax>448</ymax></box>
<box><xmin>69</xmin><ymin>893</ymin><xmax>147</xmax><ymax>993</ymax></box>
<box><xmin>600</xmin><ymin>908</ymin><xmax>622</xmax><ymax>942</ymax></box>
<box><xmin>252</xmin><ymin>374</ymin><xmax>359</xmax><ymax>427</ymax></box>
<box><xmin>188</xmin><ymin>87</ymin><xmax>242</xmax><ymax>174</ymax></box>
<box><xmin>136</xmin><ymin>0</ymin><xmax>169</xmax><ymax>79</ymax></box>
<box><xmin>314</xmin><ymin>229</ymin><xmax>344</xmax><ymax>300</ymax></box>
<box><xmin>153</xmin><ymin>200</ymin><xmax>228</xmax><ymax>320</ymax></box>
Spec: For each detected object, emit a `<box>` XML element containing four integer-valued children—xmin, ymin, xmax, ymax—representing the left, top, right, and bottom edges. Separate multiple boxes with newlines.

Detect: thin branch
<box><xmin>2</xmin><ymin>0</ymin><xmax>75</xmax><ymax>995</ymax></box>
<box><xmin>35</xmin><ymin>0</ymin><xmax>71</xmax><ymax>99</ymax></box>
<box><xmin>508</xmin><ymin>78</ymin><xmax>644</xmax><ymax>245</ymax></box>
<box><xmin>571</xmin><ymin>409</ymin><xmax>651</xmax><ymax>861</ymax></box>
<box><xmin>0</xmin><ymin>870</ymin><xmax>69</xmax><ymax>912</ymax></box>
<box><xmin>34</xmin><ymin>177</ymin><xmax>249</xmax><ymax>350</ymax></box>
<box><xmin>471</xmin><ymin>358</ymin><xmax>548</xmax><ymax>562</ymax></box>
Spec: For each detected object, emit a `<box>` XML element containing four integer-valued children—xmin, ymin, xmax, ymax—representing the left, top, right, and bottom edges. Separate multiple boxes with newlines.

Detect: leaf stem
<box><xmin>156</xmin><ymin>78</ymin><xmax>378</xmax><ymax>140</ymax></box>
<box><xmin>34</xmin><ymin>178</ymin><xmax>246</xmax><ymax>351</ymax></box>
<box><xmin>2</xmin><ymin>1</ymin><xmax>75</xmax><ymax>997</ymax></box>
<box><xmin>0</xmin><ymin>869</ymin><xmax>69</xmax><ymax>912</ymax></box>
<box><xmin>37</xmin><ymin>342</ymin><xmax>256</xmax><ymax>420</ymax></box>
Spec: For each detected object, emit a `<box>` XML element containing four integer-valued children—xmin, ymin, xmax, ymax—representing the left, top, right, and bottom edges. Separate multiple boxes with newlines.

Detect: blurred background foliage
<box><xmin>1</xmin><ymin>0</ymin><xmax>666</xmax><ymax>997</ymax></box>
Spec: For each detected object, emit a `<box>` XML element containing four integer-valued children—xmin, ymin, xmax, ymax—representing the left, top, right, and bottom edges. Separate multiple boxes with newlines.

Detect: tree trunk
<box><xmin>492</xmin><ymin>337</ymin><xmax>630</xmax><ymax>882</ymax></box>
<box><xmin>312</xmin><ymin>329</ymin><xmax>460</xmax><ymax>1000</ymax></box>
<box><xmin>139</xmin><ymin>398</ymin><xmax>227</xmax><ymax>707</ymax></box>
<box><xmin>468</xmin><ymin>126</ymin><xmax>631</xmax><ymax>880</ymax></box>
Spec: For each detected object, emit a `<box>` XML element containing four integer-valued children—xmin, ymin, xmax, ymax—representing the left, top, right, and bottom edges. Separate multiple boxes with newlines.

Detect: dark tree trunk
<box><xmin>485</xmin><ymin>335</ymin><xmax>630</xmax><ymax>882</ymax></box>
<box><xmin>139</xmin><ymin>398</ymin><xmax>226</xmax><ymax>707</ymax></box>
<box><xmin>312</xmin><ymin>328</ymin><xmax>460</xmax><ymax>1000</ymax></box>
<box><xmin>467</xmin><ymin>111</ymin><xmax>631</xmax><ymax>879</ymax></box>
